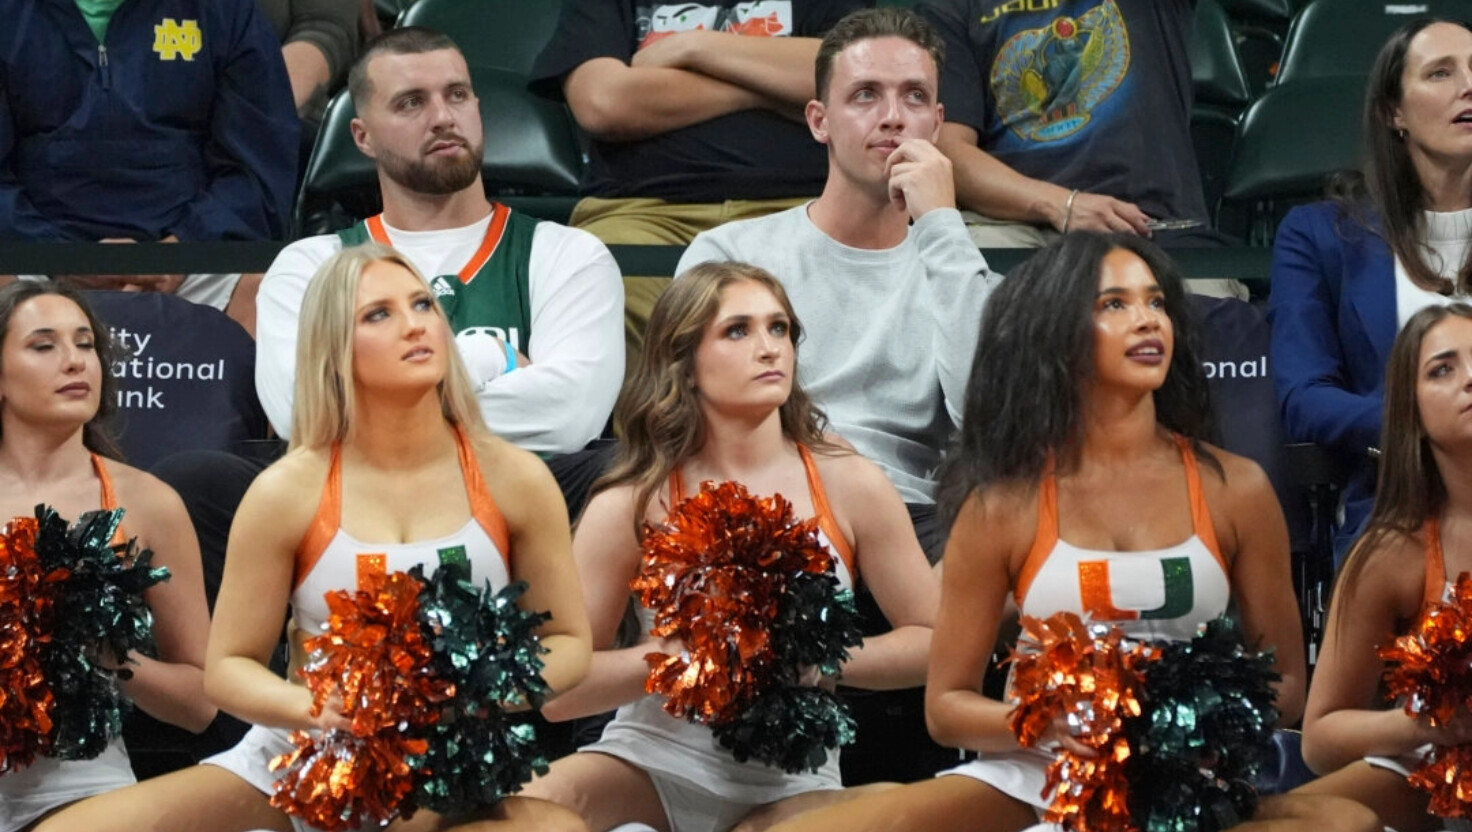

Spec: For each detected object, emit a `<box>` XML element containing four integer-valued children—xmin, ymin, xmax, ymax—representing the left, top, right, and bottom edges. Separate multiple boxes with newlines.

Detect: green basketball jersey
<box><xmin>336</xmin><ymin>204</ymin><xmax>538</xmax><ymax>351</ymax></box>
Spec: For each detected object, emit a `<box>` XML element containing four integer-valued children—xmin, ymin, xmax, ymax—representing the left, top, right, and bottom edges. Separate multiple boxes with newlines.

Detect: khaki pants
<box><xmin>571</xmin><ymin>195</ymin><xmax>814</xmax><ymax>374</ymax></box>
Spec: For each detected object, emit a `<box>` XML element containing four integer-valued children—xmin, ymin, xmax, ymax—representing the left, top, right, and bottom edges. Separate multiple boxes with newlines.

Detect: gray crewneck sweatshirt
<box><xmin>678</xmin><ymin>205</ymin><xmax>1000</xmax><ymax>503</ymax></box>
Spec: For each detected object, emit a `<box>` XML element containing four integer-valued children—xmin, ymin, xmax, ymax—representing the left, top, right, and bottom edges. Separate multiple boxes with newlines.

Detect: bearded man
<box><xmin>257</xmin><ymin>27</ymin><xmax>624</xmax><ymax>464</ymax></box>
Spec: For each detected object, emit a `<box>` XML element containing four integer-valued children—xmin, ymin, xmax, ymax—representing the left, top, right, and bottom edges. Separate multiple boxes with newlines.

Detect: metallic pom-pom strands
<box><xmin>268</xmin><ymin>565</ymin><xmax>551</xmax><ymax>832</ymax></box>
<box><xmin>415</xmin><ymin>569</ymin><xmax>552</xmax><ymax>815</ymax></box>
<box><xmin>1009</xmin><ymin>613</ymin><xmax>1280</xmax><ymax>832</ymax></box>
<box><xmin>0</xmin><ymin>506</ymin><xmax>169</xmax><ymax>774</ymax></box>
<box><xmin>634</xmin><ymin>480</ymin><xmax>864</xmax><ymax>774</ymax></box>
<box><xmin>269</xmin><ymin>571</ymin><xmax>439</xmax><ymax>830</ymax></box>
<box><xmin>1124</xmin><ymin>618</ymin><xmax>1279</xmax><ymax>832</ymax></box>
<box><xmin>1009</xmin><ymin>613</ymin><xmax>1148</xmax><ymax>832</ymax></box>
<box><xmin>1380</xmin><ymin>572</ymin><xmax>1472</xmax><ymax>816</ymax></box>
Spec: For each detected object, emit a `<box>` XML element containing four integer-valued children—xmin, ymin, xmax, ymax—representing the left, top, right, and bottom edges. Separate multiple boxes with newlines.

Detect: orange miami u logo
<box><xmin>1077</xmin><ymin>556</ymin><xmax>1192</xmax><ymax>621</ymax></box>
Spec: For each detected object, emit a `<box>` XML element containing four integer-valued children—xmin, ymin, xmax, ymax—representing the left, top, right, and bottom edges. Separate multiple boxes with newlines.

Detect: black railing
<box><xmin>0</xmin><ymin>242</ymin><xmax>1277</xmax><ymax>298</ymax></box>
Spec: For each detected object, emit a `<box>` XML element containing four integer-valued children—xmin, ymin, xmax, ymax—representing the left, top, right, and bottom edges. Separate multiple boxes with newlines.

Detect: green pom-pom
<box><xmin>1124</xmin><ymin>617</ymin><xmax>1280</xmax><ymax>832</ymax></box>
<box><xmin>412</xmin><ymin>566</ymin><xmax>551</xmax><ymax>816</ymax></box>
<box><xmin>35</xmin><ymin>506</ymin><xmax>169</xmax><ymax>760</ymax></box>
<box><xmin>710</xmin><ymin>570</ymin><xmax>864</xmax><ymax>773</ymax></box>
<box><xmin>713</xmin><ymin>685</ymin><xmax>857</xmax><ymax>774</ymax></box>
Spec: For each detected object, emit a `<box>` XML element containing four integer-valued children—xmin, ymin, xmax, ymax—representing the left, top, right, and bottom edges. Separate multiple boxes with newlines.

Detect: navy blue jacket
<box><xmin>0</xmin><ymin>0</ymin><xmax>298</xmax><ymax>241</ymax></box>
<box><xmin>1268</xmin><ymin>200</ymin><xmax>1396</xmax><ymax>556</ymax></box>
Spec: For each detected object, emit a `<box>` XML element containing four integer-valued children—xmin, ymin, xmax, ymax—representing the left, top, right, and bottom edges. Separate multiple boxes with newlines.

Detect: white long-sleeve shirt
<box><xmin>256</xmin><ymin>213</ymin><xmax>624</xmax><ymax>455</ymax></box>
<box><xmin>678</xmin><ymin>205</ymin><xmax>998</xmax><ymax>503</ymax></box>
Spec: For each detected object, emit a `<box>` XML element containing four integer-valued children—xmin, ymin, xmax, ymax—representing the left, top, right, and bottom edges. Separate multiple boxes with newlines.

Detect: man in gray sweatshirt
<box><xmin>676</xmin><ymin>6</ymin><xmax>998</xmax><ymax>558</ymax></box>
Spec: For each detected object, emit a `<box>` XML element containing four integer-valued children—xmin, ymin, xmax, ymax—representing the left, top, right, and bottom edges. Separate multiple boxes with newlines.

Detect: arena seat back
<box><xmin>1220</xmin><ymin>0</ymin><xmax>1301</xmax><ymax>22</ymax></box>
<box><xmin>1191</xmin><ymin>0</ymin><xmax>1254</xmax><ymax>211</ymax></box>
<box><xmin>397</xmin><ymin>0</ymin><xmax>563</xmax><ymax>75</ymax></box>
<box><xmin>1192</xmin><ymin>0</ymin><xmax>1253</xmax><ymax>110</ymax></box>
<box><xmin>1219</xmin><ymin>75</ymin><xmax>1363</xmax><ymax>244</ymax></box>
<box><xmin>1278</xmin><ymin>0</ymin><xmax>1472</xmax><ymax>85</ymax></box>
<box><xmin>293</xmin><ymin>64</ymin><xmax>585</xmax><ymax>235</ymax></box>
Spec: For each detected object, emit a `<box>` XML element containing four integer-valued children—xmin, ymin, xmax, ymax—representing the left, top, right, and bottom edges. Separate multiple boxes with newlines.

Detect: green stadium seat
<box><xmin>374</xmin><ymin>0</ymin><xmax>412</xmax><ymax>29</ymax></box>
<box><xmin>397</xmin><ymin>0</ymin><xmax>562</xmax><ymax>75</ymax></box>
<box><xmin>1192</xmin><ymin>0</ymin><xmax>1252</xmax><ymax>110</ymax></box>
<box><xmin>1190</xmin><ymin>0</ymin><xmax>1252</xmax><ymax>212</ymax></box>
<box><xmin>1234</xmin><ymin>24</ymin><xmax>1284</xmax><ymax>94</ymax></box>
<box><xmin>1218</xmin><ymin>76</ymin><xmax>1363</xmax><ymax>244</ymax></box>
<box><xmin>1277</xmin><ymin>0</ymin><xmax>1472</xmax><ymax>84</ymax></box>
<box><xmin>1220</xmin><ymin>0</ymin><xmax>1301</xmax><ymax>23</ymax></box>
<box><xmin>293</xmin><ymin>64</ymin><xmax>585</xmax><ymax>235</ymax></box>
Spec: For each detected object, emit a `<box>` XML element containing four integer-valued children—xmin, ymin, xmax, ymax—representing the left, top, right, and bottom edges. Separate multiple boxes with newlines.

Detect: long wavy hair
<box><xmin>592</xmin><ymin>261</ymin><xmax>840</xmax><ymax>534</ymax></box>
<box><xmin>1336</xmin><ymin>303</ymin><xmax>1472</xmax><ymax>602</ymax></box>
<box><xmin>1334</xmin><ymin>18</ymin><xmax>1472</xmax><ymax>294</ymax></box>
<box><xmin>935</xmin><ymin>232</ymin><xmax>1217</xmax><ymax>529</ymax></box>
<box><xmin>0</xmin><ymin>281</ymin><xmax>122</xmax><ymax>459</ymax></box>
<box><xmin>290</xmin><ymin>243</ymin><xmax>488</xmax><ymax>450</ymax></box>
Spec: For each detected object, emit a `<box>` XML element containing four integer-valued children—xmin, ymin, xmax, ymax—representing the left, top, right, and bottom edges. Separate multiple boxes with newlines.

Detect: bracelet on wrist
<box><xmin>1061</xmin><ymin>188</ymin><xmax>1080</xmax><ymax>234</ymax></box>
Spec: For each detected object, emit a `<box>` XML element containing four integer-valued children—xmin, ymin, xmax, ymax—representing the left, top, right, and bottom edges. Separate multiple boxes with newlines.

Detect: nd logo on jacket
<box><xmin>153</xmin><ymin>19</ymin><xmax>202</xmax><ymax>61</ymax></box>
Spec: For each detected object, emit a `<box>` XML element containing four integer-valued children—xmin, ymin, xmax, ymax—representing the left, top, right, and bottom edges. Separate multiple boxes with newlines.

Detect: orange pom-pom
<box><xmin>1008</xmin><ymin>612</ymin><xmax>1154</xmax><ymax>832</ymax></box>
<box><xmin>1380</xmin><ymin>572</ymin><xmax>1472</xmax><ymax>817</ymax></box>
<box><xmin>633</xmin><ymin>480</ymin><xmax>832</xmax><ymax>725</ymax></box>
<box><xmin>270</xmin><ymin>570</ymin><xmax>448</xmax><ymax>829</ymax></box>
<box><xmin>270</xmin><ymin>729</ymin><xmax>427</xmax><ymax>832</ymax></box>
<box><xmin>1407</xmin><ymin>747</ymin><xmax>1472</xmax><ymax>816</ymax></box>
<box><xmin>0</xmin><ymin>517</ymin><xmax>68</xmax><ymax>774</ymax></box>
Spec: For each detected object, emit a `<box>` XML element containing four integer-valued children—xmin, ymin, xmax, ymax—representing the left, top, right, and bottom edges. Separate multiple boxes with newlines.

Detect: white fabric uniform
<box><xmin>582</xmin><ymin>450</ymin><xmax>857</xmax><ymax>832</ymax></box>
<box><xmin>677</xmin><ymin>206</ymin><xmax>999</xmax><ymax>504</ymax></box>
<box><xmin>256</xmin><ymin>213</ymin><xmax>624</xmax><ymax>455</ymax></box>
<box><xmin>0</xmin><ymin>740</ymin><xmax>135</xmax><ymax>832</ymax></box>
<box><xmin>942</xmin><ymin>437</ymin><xmax>1233</xmax><ymax>816</ymax></box>
<box><xmin>203</xmin><ymin>428</ymin><xmax>512</xmax><ymax>832</ymax></box>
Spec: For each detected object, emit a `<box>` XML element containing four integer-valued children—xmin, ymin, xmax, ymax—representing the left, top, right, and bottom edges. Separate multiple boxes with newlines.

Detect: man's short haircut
<box><xmin>347</xmin><ymin>26</ymin><xmax>463</xmax><ymax>110</ymax></box>
<box><xmin>814</xmin><ymin>7</ymin><xmax>945</xmax><ymax>102</ymax></box>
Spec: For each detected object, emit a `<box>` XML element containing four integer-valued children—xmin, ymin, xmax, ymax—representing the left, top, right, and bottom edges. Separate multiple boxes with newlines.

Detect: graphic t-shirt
<box><xmin>529</xmin><ymin>0</ymin><xmax>861</xmax><ymax>202</ymax></box>
<box><xmin>919</xmin><ymin>0</ymin><xmax>1205</xmax><ymax>224</ymax></box>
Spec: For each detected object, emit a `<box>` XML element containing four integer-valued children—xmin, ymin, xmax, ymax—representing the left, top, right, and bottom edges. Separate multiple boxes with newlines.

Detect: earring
<box><xmin>1397</xmin><ymin>128</ymin><xmax>1408</xmax><ymax>139</ymax></box>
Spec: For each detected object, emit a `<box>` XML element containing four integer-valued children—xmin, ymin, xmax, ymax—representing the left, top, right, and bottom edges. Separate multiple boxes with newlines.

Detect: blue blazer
<box><xmin>1268</xmin><ymin>200</ymin><xmax>1396</xmax><ymax>553</ymax></box>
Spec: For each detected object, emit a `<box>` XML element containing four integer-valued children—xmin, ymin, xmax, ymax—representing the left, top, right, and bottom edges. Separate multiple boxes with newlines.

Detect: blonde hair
<box><xmin>593</xmin><ymin>260</ymin><xmax>840</xmax><ymax>533</ymax></box>
<box><xmin>290</xmin><ymin>242</ymin><xmax>489</xmax><ymax>450</ymax></box>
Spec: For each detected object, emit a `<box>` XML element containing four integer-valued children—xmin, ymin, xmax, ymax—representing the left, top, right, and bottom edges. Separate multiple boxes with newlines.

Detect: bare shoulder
<box><xmin>579</xmin><ymin>480</ymin><xmax>642</xmax><ymax>528</ymax></box>
<box><xmin>98</xmin><ymin>462</ymin><xmax>194</xmax><ymax>552</ymax></box>
<box><xmin>470</xmin><ymin>433</ymin><xmax>556</xmax><ymax>490</ymax></box>
<box><xmin>959</xmin><ymin>480</ymin><xmax>1038</xmax><ymax>532</ymax></box>
<box><xmin>467</xmin><ymin>433</ymin><xmax>565</xmax><ymax>524</ymax></box>
<box><xmin>1347</xmin><ymin>527</ymin><xmax>1427</xmax><ymax>618</ymax></box>
<box><xmin>809</xmin><ymin>446</ymin><xmax>895</xmax><ymax>506</ymax></box>
<box><xmin>574</xmin><ymin>481</ymin><xmax>646</xmax><ymax>567</ymax></box>
<box><xmin>236</xmin><ymin>448</ymin><xmax>331</xmax><ymax>532</ymax></box>
<box><xmin>819</xmin><ymin>430</ymin><xmax>858</xmax><ymax>453</ymax></box>
<box><xmin>105</xmin><ymin>461</ymin><xmax>187</xmax><ymax>520</ymax></box>
<box><xmin>1193</xmin><ymin>442</ymin><xmax>1273</xmax><ymax>504</ymax></box>
<box><xmin>948</xmin><ymin>478</ymin><xmax>1039</xmax><ymax>573</ymax></box>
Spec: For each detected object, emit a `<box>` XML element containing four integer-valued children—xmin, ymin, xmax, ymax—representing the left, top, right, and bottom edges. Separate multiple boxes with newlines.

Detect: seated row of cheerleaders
<box><xmin>2</xmin><ymin>231</ymin><xmax>1464</xmax><ymax>832</ymax></box>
